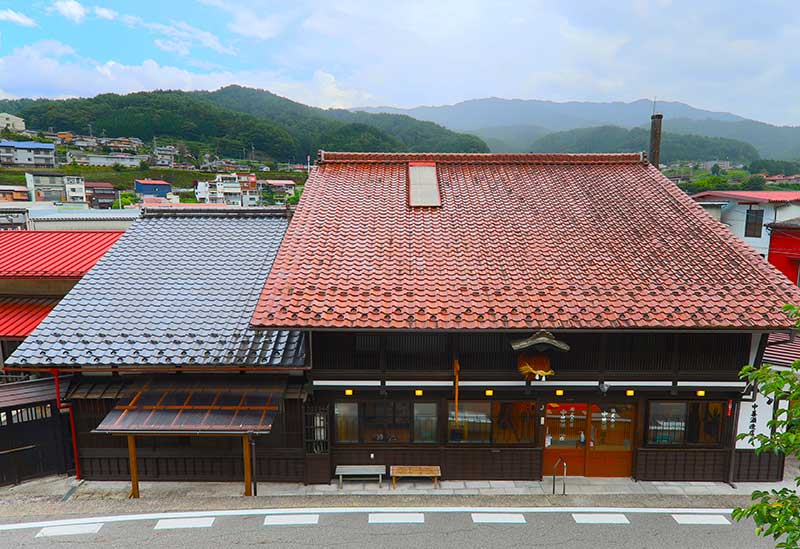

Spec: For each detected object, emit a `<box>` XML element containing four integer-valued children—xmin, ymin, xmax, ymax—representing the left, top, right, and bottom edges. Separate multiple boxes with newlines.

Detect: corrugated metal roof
<box><xmin>0</xmin><ymin>297</ymin><xmax>59</xmax><ymax>338</ymax></box>
<box><xmin>7</xmin><ymin>209</ymin><xmax>305</xmax><ymax>369</ymax></box>
<box><xmin>0</xmin><ymin>231</ymin><xmax>123</xmax><ymax>278</ymax></box>
<box><xmin>0</xmin><ymin>141</ymin><xmax>54</xmax><ymax>150</ymax></box>
<box><xmin>0</xmin><ymin>376</ymin><xmax>70</xmax><ymax>409</ymax></box>
<box><xmin>763</xmin><ymin>332</ymin><xmax>800</xmax><ymax>368</ymax></box>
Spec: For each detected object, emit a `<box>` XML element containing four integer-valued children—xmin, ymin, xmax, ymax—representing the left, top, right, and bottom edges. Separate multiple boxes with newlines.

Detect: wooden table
<box><xmin>335</xmin><ymin>465</ymin><xmax>386</xmax><ymax>489</ymax></box>
<box><xmin>390</xmin><ymin>465</ymin><xmax>442</xmax><ymax>489</ymax></box>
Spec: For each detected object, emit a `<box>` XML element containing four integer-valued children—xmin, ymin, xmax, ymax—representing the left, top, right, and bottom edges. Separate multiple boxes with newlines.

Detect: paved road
<box><xmin>0</xmin><ymin>507</ymin><xmax>772</xmax><ymax>548</ymax></box>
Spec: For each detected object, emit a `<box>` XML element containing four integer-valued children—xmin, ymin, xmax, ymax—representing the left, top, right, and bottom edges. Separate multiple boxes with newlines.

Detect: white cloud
<box><xmin>199</xmin><ymin>0</ymin><xmax>291</xmax><ymax>40</ymax></box>
<box><xmin>0</xmin><ymin>9</ymin><xmax>36</xmax><ymax>27</ymax></box>
<box><xmin>154</xmin><ymin>39</ymin><xmax>191</xmax><ymax>56</ymax></box>
<box><xmin>50</xmin><ymin>0</ymin><xmax>87</xmax><ymax>23</ymax></box>
<box><xmin>93</xmin><ymin>6</ymin><xmax>117</xmax><ymax>20</ymax></box>
<box><xmin>0</xmin><ymin>40</ymin><xmax>370</xmax><ymax>108</ymax></box>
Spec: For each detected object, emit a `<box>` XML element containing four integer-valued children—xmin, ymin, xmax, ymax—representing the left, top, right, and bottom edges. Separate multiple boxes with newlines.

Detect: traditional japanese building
<box><xmin>250</xmin><ymin>151</ymin><xmax>800</xmax><ymax>483</ymax></box>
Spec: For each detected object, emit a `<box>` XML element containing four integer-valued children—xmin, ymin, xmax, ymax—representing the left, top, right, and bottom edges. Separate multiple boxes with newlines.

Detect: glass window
<box><xmin>448</xmin><ymin>401</ymin><xmax>491</xmax><ymax>443</ymax></box>
<box><xmin>647</xmin><ymin>401</ymin><xmax>724</xmax><ymax>446</ymax></box>
<box><xmin>363</xmin><ymin>402</ymin><xmax>411</xmax><ymax>443</ymax></box>
<box><xmin>745</xmin><ymin>209</ymin><xmax>764</xmax><ymax>238</ymax></box>
<box><xmin>334</xmin><ymin>402</ymin><xmax>358</xmax><ymax>443</ymax></box>
<box><xmin>544</xmin><ymin>403</ymin><xmax>588</xmax><ymax>449</ymax></box>
<box><xmin>414</xmin><ymin>402</ymin><xmax>438</xmax><ymax>442</ymax></box>
<box><xmin>492</xmin><ymin>402</ymin><xmax>536</xmax><ymax>443</ymax></box>
<box><xmin>589</xmin><ymin>403</ymin><xmax>635</xmax><ymax>451</ymax></box>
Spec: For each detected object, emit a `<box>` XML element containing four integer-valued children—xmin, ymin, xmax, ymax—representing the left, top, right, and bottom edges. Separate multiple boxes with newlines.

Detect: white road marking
<box><xmin>0</xmin><ymin>507</ymin><xmax>734</xmax><ymax>532</ymax></box>
<box><xmin>264</xmin><ymin>514</ymin><xmax>320</xmax><ymax>526</ymax></box>
<box><xmin>35</xmin><ymin>523</ymin><xmax>103</xmax><ymax>537</ymax></box>
<box><xmin>572</xmin><ymin>513</ymin><xmax>630</xmax><ymax>524</ymax></box>
<box><xmin>471</xmin><ymin>513</ymin><xmax>526</xmax><ymax>524</ymax></box>
<box><xmin>369</xmin><ymin>513</ymin><xmax>425</xmax><ymax>524</ymax></box>
<box><xmin>672</xmin><ymin>514</ymin><xmax>730</xmax><ymax>525</ymax></box>
<box><xmin>154</xmin><ymin>517</ymin><xmax>215</xmax><ymax>530</ymax></box>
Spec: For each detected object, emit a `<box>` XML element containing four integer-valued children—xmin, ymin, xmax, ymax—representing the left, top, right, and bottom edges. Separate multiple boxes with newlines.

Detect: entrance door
<box><xmin>585</xmin><ymin>403</ymin><xmax>636</xmax><ymax>477</ymax></box>
<box><xmin>542</xmin><ymin>403</ymin><xmax>588</xmax><ymax>476</ymax></box>
<box><xmin>542</xmin><ymin>402</ymin><xmax>636</xmax><ymax>477</ymax></box>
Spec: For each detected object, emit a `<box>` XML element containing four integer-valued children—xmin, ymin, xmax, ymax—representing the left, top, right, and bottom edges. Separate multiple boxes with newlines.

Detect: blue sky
<box><xmin>0</xmin><ymin>1</ymin><xmax>798</xmax><ymax>124</ymax></box>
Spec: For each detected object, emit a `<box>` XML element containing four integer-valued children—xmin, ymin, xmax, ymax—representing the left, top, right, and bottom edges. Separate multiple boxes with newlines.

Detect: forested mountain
<box><xmin>528</xmin><ymin>126</ymin><xmax>760</xmax><ymax>164</ymax></box>
<box><xmin>358</xmin><ymin>97</ymin><xmax>800</xmax><ymax>159</ymax></box>
<box><xmin>0</xmin><ymin>87</ymin><xmax>488</xmax><ymax>161</ymax></box>
<box><xmin>195</xmin><ymin>86</ymin><xmax>487</xmax><ymax>154</ymax></box>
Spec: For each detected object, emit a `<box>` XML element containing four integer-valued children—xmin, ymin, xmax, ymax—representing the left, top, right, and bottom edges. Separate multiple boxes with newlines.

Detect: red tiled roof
<box><xmin>763</xmin><ymin>332</ymin><xmax>800</xmax><ymax>367</ymax></box>
<box><xmin>0</xmin><ymin>231</ymin><xmax>123</xmax><ymax>278</ymax></box>
<box><xmin>0</xmin><ymin>297</ymin><xmax>59</xmax><ymax>338</ymax></box>
<box><xmin>692</xmin><ymin>190</ymin><xmax>800</xmax><ymax>203</ymax></box>
<box><xmin>134</xmin><ymin>179</ymin><xmax>170</xmax><ymax>186</ymax></box>
<box><xmin>252</xmin><ymin>152</ymin><xmax>800</xmax><ymax>331</ymax></box>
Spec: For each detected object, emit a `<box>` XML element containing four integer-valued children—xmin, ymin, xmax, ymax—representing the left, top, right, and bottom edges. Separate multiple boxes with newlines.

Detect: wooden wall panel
<box><xmin>732</xmin><ymin>450</ymin><xmax>784</xmax><ymax>482</ymax></box>
<box><xmin>634</xmin><ymin>448</ymin><xmax>729</xmax><ymax>481</ymax></box>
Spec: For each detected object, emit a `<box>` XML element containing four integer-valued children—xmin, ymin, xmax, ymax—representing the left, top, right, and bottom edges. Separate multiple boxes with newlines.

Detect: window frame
<box><xmin>744</xmin><ymin>208</ymin><xmax>764</xmax><ymax>238</ymax></box>
<box><xmin>645</xmin><ymin>399</ymin><xmax>726</xmax><ymax>448</ymax></box>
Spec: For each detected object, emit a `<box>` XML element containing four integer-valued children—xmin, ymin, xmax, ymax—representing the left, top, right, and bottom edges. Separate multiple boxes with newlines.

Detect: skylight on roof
<box><xmin>408</xmin><ymin>162</ymin><xmax>441</xmax><ymax>207</ymax></box>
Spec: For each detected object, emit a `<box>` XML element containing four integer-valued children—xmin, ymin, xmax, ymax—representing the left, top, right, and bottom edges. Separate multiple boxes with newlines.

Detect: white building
<box><xmin>693</xmin><ymin>190</ymin><xmax>800</xmax><ymax>256</ymax></box>
<box><xmin>67</xmin><ymin>150</ymin><xmax>149</xmax><ymax>168</ymax></box>
<box><xmin>195</xmin><ymin>173</ymin><xmax>260</xmax><ymax>206</ymax></box>
<box><xmin>0</xmin><ymin>141</ymin><xmax>56</xmax><ymax>168</ymax></box>
<box><xmin>0</xmin><ymin>113</ymin><xmax>25</xmax><ymax>132</ymax></box>
<box><xmin>24</xmin><ymin>172</ymin><xmax>86</xmax><ymax>203</ymax></box>
<box><xmin>153</xmin><ymin>145</ymin><xmax>178</xmax><ymax>168</ymax></box>
<box><xmin>700</xmin><ymin>160</ymin><xmax>731</xmax><ymax>171</ymax></box>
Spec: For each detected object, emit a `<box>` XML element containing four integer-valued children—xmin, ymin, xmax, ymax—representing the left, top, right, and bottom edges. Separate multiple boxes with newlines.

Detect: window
<box><xmin>363</xmin><ymin>401</ymin><xmax>411</xmax><ymax>443</ymax></box>
<box><xmin>408</xmin><ymin>162</ymin><xmax>441</xmax><ymax>207</ymax></box>
<box><xmin>414</xmin><ymin>402</ymin><xmax>438</xmax><ymax>442</ymax></box>
<box><xmin>744</xmin><ymin>208</ymin><xmax>764</xmax><ymax>238</ymax></box>
<box><xmin>334</xmin><ymin>402</ymin><xmax>358</xmax><ymax>443</ymax></box>
<box><xmin>492</xmin><ymin>401</ymin><xmax>536</xmax><ymax>443</ymax></box>
<box><xmin>448</xmin><ymin>401</ymin><xmax>491</xmax><ymax>443</ymax></box>
<box><xmin>647</xmin><ymin>401</ymin><xmax>724</xmax><ymax>446</ymax></box>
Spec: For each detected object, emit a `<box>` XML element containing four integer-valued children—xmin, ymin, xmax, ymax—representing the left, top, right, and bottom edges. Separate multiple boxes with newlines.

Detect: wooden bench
<box><xmin>390</xmin><ymin>465</ymin><xmax>441</xmax><ymax>489</ymax></box>
<box><xmin>334</xmin><ymin>465</ymin><xmax>386</xmax><ymax>489</ymax></box>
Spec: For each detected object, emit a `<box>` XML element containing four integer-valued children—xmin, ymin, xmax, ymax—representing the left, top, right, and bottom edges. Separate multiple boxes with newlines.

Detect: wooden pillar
<box><xmin>242</xmin><ymin>435</ymin><xmax>252</xmax><ymax>497</ymax></box>
<box><xmin>127</xmin><ymin>435</ymin><xmax>139</xmax><ymax>499</ymax></box>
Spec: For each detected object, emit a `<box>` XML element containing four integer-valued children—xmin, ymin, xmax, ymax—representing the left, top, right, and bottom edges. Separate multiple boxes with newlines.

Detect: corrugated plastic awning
<box><xmin>66</xmin><ymin>377</ymin><xmax>130</xmax><ymax>400</ymax></box>
<box><xmin>0</xmin><ymin>375</ymin><xmax>70</xmax><ymax>409</ymax></box>
<box><xmin>0</xmin><ymin>297</ymin><xmax>59</xmax><ymax>338</ymax></box>
<box><xmin>93</xmin><ymin>377</ymin><xmax>285</xmax><ymax>435</ymax></box>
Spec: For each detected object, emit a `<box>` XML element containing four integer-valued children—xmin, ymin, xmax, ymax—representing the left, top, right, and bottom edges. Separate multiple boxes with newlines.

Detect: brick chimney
<box><xmin>649</xmin><ymin>113</ymin><xmax>663</xmax><ymax>169</ymax></box>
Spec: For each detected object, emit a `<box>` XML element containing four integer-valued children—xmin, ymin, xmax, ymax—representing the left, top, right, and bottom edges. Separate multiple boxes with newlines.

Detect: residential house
<box><xmin>5</xmin><ymin>208</ymin><xmax>303</xmax><ymax>495</ymax></box>
<box><xmin>259</xmin><ymin>179</ymin><xmax>296</xmax><ymax>204</ymax></box>
<box><xmin>134</xmin><ymin>179</ymin><xmax>171</xmax><ymax>198</ymax></box>
<box><xmin>56</xmin><ymin>132</ymin><xmax>74</xmax><ymax>144</ymax></box>
<box><xmin>84</xmin><ymin>182</ymin><xmax>117</xmax><ymax>209</ymax></box>
<box><xmin>25</xmin><ymin>173</ymin><xmax>86</xmax><ymax>203</ymax></box>
<box><xmin>153</xmin><ymin>145</ymin><xmax>178</xmax><ymax>167</ymax></box>
<box><xmin>248</xmin><ymin>151</ymin><xmax>800</xmax><ymax>484</ymax></box>
<box><xmin>195</xmin><ymin>173</ymin><xmax>259</xmax><ymax>206</ymax></box>
<box><xmin>67</xmin><ymin>151</ymin><xmax>148</xmax><ymax>168</ymax></box>
<box><xmin>692</xmin><ymin>190</ymin><xmax>800</xmax><ymax>256</ymax></box>
<box><xmin>0</xmin><ymin>185</ymin><xmax>30</xmax><ymax>202</ymax></box>
<box><xmin>0</xmin><ymin>230</ymin><xmax>122</xmax><ymax>484</ymax></box>
<box><xmin>0</xmin><ymin>141</ymin><xmax>56</xmax><ymax>168</ymax></box>
<box><xmin>0</xmin><ymin>113</ymin><xmax>25</xmax><ymax>132</ymax></box>
<box><xmin>103</xmin><ymin>137</ymin><xmax>141</xmax><ymax>152</ymax></box>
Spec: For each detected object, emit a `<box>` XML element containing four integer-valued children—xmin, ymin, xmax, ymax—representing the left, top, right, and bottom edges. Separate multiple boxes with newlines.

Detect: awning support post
<box><xmin>250</xmin><ymin>434</ymin><xmax>257</xmax><ymax>497</ymax></box>
<box><xmin>242</xmin><ymin>434</ymin><xmax>252</xmax><ymax>497</ymax></box>
<box><xmin>127</xmin><ymin>434</ymin><xmax>139</xmax><ymax>499</ymax></box>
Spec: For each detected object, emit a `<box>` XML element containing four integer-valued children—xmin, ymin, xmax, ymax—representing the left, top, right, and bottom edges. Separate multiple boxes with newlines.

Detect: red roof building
<box><xmin>691</xmin><ymin>190</ymin><xmax>800</xmax><ymax>204</ymax></box>
<box><xmin>0</xmin><ymin>231</ymin><xmax>123</xmax><ymax>278</ymax></box>
<box><xmin>254</xmin><ymin>152</ymin><xmax>800</xmax><ymax>330</ymax></box>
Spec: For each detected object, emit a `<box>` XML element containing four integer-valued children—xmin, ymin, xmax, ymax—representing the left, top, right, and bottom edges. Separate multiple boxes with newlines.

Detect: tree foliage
<box><xmin>528</xmin><ymin>125</ymin><xmax>760</xmax><ymax>164</ymax></box>
<box><xmin>734</xmin><ymin>303</ymin><xmax>800</xmax><ymax>548</ymax></box>
<box><xmin>749</xmin><ymin>159</ymin><xmax>800</xmax><ymax>176</ymax></box>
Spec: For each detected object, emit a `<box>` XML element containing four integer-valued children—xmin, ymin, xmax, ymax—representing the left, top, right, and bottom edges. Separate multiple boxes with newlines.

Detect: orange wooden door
<box><xmin>585</xmin><ymin>403</ymin><xmax>636</xmax><ymax>477</ymax></box>
<box><xmin>542</xmin><ymin>402</ymin><xmax>588</xmax><ymax>476</ymax></box>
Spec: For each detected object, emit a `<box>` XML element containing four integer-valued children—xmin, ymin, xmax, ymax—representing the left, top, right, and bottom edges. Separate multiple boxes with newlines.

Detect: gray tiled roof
<box><xmin>7</xmin><ymin>208</ymin><xmax>305</xmax><ymax>369</ymax></box>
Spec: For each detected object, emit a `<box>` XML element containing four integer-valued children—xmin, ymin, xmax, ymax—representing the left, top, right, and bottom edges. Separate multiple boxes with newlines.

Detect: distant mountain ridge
<box><xmin>357</xmin><ymin>98</ymin><xmax>799</xmax><ymax>159</ymax></box>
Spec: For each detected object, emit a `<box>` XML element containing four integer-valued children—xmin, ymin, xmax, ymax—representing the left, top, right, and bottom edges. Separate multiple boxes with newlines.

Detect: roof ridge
<box><xmin>141</xmin><ymin>206</ymin><xmax>290</xmax><ymax>219</ymax></box>
<box><xmin>318</xmin><ymin>150</ymin><xmax>646</xmax><ymax>165</ymax></box>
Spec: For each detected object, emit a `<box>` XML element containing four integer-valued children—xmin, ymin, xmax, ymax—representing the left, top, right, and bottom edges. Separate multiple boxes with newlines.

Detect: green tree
<box><xmin>711</xmin><ymin>163</ymin><xmax>721</xmax><ymax>176</ymax></box>
<box><xmin>742</xmin><ymin>175</ymin><xmax>766</xmax><ymax>191</ymax></box>
<box><xmin>734</xmin><ymin>303</ymin><xmax>800</xmax><ymax>548</ymax></box>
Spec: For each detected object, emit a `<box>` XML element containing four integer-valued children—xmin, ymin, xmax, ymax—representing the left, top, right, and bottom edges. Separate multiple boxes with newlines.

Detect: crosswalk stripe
<box><xmin>368</xmin><ymin>513</ymin><xmax>425</xmax><ymax>524</ymax></box>
<box><xmin>672</xmin><ymin>514</ymin><xmax>730</xmax><ymax>525</ymax></box>
<box><xmin>264</xmin><ymin>514</ymin><xmax>320</xmax><ymax>526</ymax></box>
<box><xmin>572</xmin><ymin>513</ymin><xmax>630</xmax><ymax>524</ymax></box>
<box><xmin>36</xmin><ymin>523</ymin><xmax>103</xmax><ymax>537</ymax></box>
<box><xmin>154</xmin><ymin>517</ymin><xmax>215</xmax><ymax>530</ymax></box>
<box><xmin>471</xmin><ymin>513</ymin><xmax>526</xmax><ymax>524</ymax></box>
